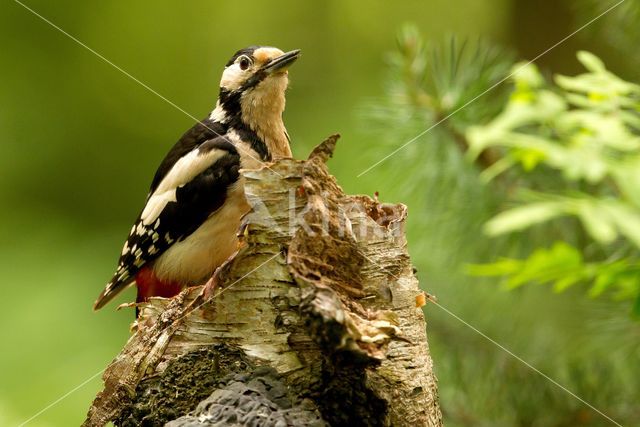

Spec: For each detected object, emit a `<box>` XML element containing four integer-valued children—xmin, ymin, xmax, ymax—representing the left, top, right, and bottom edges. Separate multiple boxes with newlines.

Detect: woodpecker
<box><xmin>93</xmin><ymin>46</ymin><xmax>300</xmax><ymax>310</ymax></box>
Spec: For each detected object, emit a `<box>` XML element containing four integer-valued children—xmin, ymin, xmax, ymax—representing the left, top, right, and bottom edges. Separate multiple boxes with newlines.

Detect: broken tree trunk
<box><xmin>84</xmin><ymin>135</ymin><xmax>443</xmax><ymax>427</ymax></box>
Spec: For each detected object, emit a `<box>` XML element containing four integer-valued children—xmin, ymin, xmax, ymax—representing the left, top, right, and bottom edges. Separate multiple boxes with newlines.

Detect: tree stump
<box><xmin>84</xmin><ymin>135</ymin><xmax>443</xmax><ymax>427</ymax></box>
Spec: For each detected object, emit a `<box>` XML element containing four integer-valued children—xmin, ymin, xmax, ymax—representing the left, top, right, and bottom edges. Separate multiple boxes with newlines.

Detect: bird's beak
<box><xmin>262</xmin><ymin>49</ymin><xmax>301</xmax><ymax>74</ymax></box>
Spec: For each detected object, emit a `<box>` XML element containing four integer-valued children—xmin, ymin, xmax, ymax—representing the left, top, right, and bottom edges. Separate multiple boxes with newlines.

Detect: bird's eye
<box><xmin>239</xmin><ymin>56</ymin><xmax>251</xmax><ymax>70</ymax></box>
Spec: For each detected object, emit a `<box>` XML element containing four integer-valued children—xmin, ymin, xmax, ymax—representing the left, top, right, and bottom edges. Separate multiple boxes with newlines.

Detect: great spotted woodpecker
<box><xmin>93</xmin><ymin>46</ymin><xmax>300</xmax><ymax>310</ymax></box>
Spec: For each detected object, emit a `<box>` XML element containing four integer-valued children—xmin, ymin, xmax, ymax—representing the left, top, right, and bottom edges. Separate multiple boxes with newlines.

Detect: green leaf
<box><xmin>611</xmin><ymin>157</ymin><xmax>640</xmax><ymax>208</ymax></box>
<box><xmin>519</xmin><ymin>148</ymin><xmax>546</xmax><ymax>171</ymax></box>
<box><xmin>603</xmin><ymin>202</ymin><xmax>640</xmax><ymax>248</ymax></box>
<box><xmin>577</xmin><ymin>51</ymin><xmax>606</xmax><ymax>73</ymax></box>
<box><xmin>479</xmin><ymin>156</ymin><xmax>516</xmax><ymax>182</ymax></box>
<box><xmin>471</xmin><ymin>242</ymin><xmax>581</xmax><ymax>281</ymax></box>
<box><xmin>468</xmin><ymin>240</ymin><xmax>640</xmax><ymax>307</ymax></box>
<box><xmin>588</xmin><ymin>272</ymin><xmax>616</xmax><ymax>298</ymax></box>
<box><xmin>466</xmin><ymin>258</ymin><xmax>522</xmax><ymax>276</ymax></box>
<box><xmin>512</xmin><ymin>61</ymin><xmax>544</xmax><ymax>89</ymax></box>
<box><xmin>575</xmin><ymin>200</ymin><xmax>617</xmax><ymax>244</ymax></box>
<box><xmin>612</xmin><ymin>276</ymin><xmax>640</xmax><ymax>300</ymax></box>
<box><xmin>553</xmin><ymin>275</ymin><xmax>582</xmax><ymax>292</ymax></box>
<box><xmin>484</xmin><ymin>202</ymin><xmax>567</xmax><ymax>236</ymax></box>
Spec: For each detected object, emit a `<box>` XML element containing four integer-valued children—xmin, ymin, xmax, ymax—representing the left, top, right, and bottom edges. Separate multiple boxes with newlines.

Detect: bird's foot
<box><xmin>202</xmin><ymin>274</ymin><xmax>220</xmax><ymax>300</ymax></box>
<box><xmin>203</xmin><ymin>249</ymin><xmax>241</xmax><ymax>300</ymax></box>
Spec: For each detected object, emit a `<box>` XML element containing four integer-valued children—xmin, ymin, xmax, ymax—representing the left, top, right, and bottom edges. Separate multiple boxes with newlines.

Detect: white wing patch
<box><xmin>140</xmin><ymin>189</ymin><xmax>177</xmax><ymax>226</ymax></box>
<box><xmin>155</xmin><ymin>148</ymin><xmax>226</xmax><ymax>194</ymax></box>
<box><xmin>140</xmin><ymin>147</ymin><xmax>226</xmax><ymax>226</ymax></box>
<box><xmin>135</xmin><ymin>222</ymin><xmax>146</xmax><ymax>235</ymax></box>
<box><xmin>209</xmin><ymin>104</ymin><xmax>227</xmax><ymax>123</ymax></box>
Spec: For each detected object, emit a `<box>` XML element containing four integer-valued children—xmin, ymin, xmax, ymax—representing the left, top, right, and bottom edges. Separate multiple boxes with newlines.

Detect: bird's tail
<box><xmin>93</xmin><ymin>270</ymin><xmax>134</xmax><ymax>310</ymax></box>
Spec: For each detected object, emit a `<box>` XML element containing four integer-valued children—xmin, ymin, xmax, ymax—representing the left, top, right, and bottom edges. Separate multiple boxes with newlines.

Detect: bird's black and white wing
<box><xmin>94</xmin><ymin>121</ymin><xmax>240</xmax><ymax>309</ymax></box>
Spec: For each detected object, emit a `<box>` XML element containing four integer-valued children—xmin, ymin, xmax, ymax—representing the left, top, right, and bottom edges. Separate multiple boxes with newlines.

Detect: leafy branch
<box><xmin>467</xmin><ymin>52</ymin><xmax>640</xmax><ymax>315</ymax></box>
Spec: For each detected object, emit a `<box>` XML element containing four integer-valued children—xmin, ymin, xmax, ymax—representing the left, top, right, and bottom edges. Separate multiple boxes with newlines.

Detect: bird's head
<box><xmin>220</xmin><ymin>46</ymin><xmax>299</xmax><ymax>92</ymax></box>
<box><xmin>212</xmin><ymin>46</ymin><xmax>300</xmax><ymax>160</ymax></box>
<box><xmin>216</xmin><ymin>46</ymin><xmax>300</xmax><ymax>129</ymax></box>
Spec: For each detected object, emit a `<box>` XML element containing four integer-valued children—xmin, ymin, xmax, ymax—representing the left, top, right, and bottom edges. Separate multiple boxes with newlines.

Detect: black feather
<box><xmin>95</xmin><ymin>137</ymin><xmax>241</xmax><ymax>309</ymax></box>
<box><xmin>150</xmin><ymin>118</ymin><xmax>227</xmax><ymax>194</ymax></box>
<box><xmin>225</xmin><ymin>46</ymin><xmax>259</xmax><ymax>66</ymax></box>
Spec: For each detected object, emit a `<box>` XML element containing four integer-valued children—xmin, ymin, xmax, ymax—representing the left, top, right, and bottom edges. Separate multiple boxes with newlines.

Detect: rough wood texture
<box><xmin>84</xmin><ymin>135</ymin><xmax>443</xmax><ymax>427</ymax></box>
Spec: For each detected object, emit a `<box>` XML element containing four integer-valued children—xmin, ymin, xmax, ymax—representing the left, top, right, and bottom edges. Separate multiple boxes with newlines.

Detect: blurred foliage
<box><xmin>469</xmin><ymin>241</ymin><xmax>640</xmax><ymax>300</ymax></box>
<box><xmin>359</xmin><ymin>27</ymin><xmax>514</xmax><ymax>272</ymax></box>
<box><xmin>467</xmin><ymin>52</ymin><xmax>640</xmax><ymax>315</ymax></box>
<box><xmin>365</xmin><ymin>24</ymin><xmax>640</xmax><ymax>426</ymax></box>
<box><xmin>388</xmin><ymin>26</ymin><xmax>513</xmax><ymax>129</ymax></box>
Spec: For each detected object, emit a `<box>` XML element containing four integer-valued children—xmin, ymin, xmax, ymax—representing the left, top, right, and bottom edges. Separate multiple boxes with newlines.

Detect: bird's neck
<box><xmin>240</xmin><ymin>84</ymin><xmax>291</xmax><ymax>159</ymax></box>
<box><xmin>212</xmin><ymin>88</ymin><xmax>291</xmax><ymax>160</ymax></box>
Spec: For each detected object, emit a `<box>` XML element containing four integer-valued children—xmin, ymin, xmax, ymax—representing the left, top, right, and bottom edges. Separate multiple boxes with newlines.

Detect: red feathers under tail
<box><xmin>135</xmin><ymin>267</ymin><xmax>183</xmax><ymax>305</ymax></box>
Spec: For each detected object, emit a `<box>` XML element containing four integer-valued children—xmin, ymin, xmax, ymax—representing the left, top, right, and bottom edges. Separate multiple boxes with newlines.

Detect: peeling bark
<box><xmin>84</xmin><ymin>135</ymin><xmax>443</xmax><ymax>427</ymax></box>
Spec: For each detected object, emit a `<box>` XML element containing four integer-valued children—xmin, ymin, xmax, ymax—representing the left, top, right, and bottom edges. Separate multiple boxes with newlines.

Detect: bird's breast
<box><xmin>152</xmin><ymin>179</ymin><xmax>250</xmax><ymax>284</ymax></box>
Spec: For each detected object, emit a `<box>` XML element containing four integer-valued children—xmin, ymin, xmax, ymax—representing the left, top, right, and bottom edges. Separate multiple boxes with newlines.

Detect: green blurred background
<box><xmin>1</xmin><ymin>1</ymin><xmax>638</xmax><ymax>426</ymax></box>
